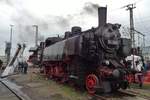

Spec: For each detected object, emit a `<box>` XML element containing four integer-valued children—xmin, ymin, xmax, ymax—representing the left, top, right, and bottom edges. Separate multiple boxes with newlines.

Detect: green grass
<box><xmin>129</xmin><ymin>83</ymin><xmax>150</xmax><ymax>99</ymax></box>
<box><xmin>33</xmin><ymin>74</ymin><xmax>88</xmax><ymax>100</ymax></box>
<box><xmin>59</xmin><ymin>84</ymin><xmax>87</xmax><ymax>100</ymax></box>
<box><xmin>46</xmin><ymin>80</ymin><xmax>88</xmax><ymax>100</ymax></box>
<box><xmin>130</xmin><ymin>83</ymin><xmax>150</xmax><ymax>90</ymax></box>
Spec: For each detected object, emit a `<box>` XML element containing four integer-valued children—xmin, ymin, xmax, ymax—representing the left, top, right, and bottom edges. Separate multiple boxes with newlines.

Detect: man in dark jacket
<box><xmin>0</xmin><ymin>59</ymin><xmax>3</xmax><ymax>70</ymax></box>
<box><xmin>23</xmin><ymin>61</ymin><xmax>28</xmax><ymax>74</ymax></box>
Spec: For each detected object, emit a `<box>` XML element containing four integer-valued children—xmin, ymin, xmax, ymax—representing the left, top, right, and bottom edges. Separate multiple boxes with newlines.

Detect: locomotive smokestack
<box><xmin>98</xmin><ymin>7</ymin><xmax>107</xmax><ymax>27</ymax></box>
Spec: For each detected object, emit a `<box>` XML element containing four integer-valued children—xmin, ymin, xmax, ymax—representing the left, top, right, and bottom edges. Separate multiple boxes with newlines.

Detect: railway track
<box><xmin>0</xmin><ymin>81</ymin><xmax>24</xmax><ymax>100</ymax></box>
<box><xmin>92</xmin><ymin>90</ymin><xmax>138</xmax><ymax>100</ymax></box>
<box><xmin>0</xmin><ymin>79</ymin><xmax>31</xmax><ymax>100</ymax></box>
<box><xmin>126</xmin><ymin>89</ymin><xmax>150</xmax><ymax>100</ymax></box>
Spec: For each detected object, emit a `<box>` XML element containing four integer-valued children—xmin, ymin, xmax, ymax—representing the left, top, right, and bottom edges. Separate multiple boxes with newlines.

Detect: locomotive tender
<box><xmin>42</xmin><ymin>7</ymin><xmax>131</xmax><ymax>94</ymax></box>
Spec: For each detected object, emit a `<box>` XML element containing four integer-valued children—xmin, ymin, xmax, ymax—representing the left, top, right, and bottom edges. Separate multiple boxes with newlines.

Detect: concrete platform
<box><xmin>0</xmin><ymin>82</ymin><xmax>19</xmax><ymax>100</ymax></box>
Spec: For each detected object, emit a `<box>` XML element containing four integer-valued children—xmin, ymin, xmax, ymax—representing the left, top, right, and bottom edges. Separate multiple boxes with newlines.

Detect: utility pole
<box><xmin>32</xmin><ymin>25</ymin><xmax>38</xmax><ymax>47</ymax></box>
<box><xmin>138</xmin><ymin>33</ymin><xmax>140</xmax><ymax>47</ymax></box>
<box><xmin>126</xmin><ymin>4</ymin><xmax>136</xmax><ymax>48</ymax></box>
<box><xmin>10</xmin><ymin>24</ymin><xmax>14</xmax><ymax>56</ymax></box>
<box><xmin>9</xmin><ymin>25</ymin><xmax>13</xmax><ymax>61</ymax></box>
<box><xmin>143</xmin><ymin>36</ymin><xmax>145</xmax><ymax>47</ymax></box>
<box><xmin>5</xmin><ymin>25</ymin><xmax>14</xmax><ymax>64</ymax></box>
<box><xmin>10</xmin><ymin>25</ymin><xmax>13</xmax><ymax>44</ymax></box>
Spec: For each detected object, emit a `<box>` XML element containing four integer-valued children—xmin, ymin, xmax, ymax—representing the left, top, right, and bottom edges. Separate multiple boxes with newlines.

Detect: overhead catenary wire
<box><xmin>108</xmin><ymin>0</ymin><xmax>145</xmax><ymax>12</ymax></box>
<box><xmin>117</xmin><ymin>0</ymin><xmax>149</xmax><ymax>47</ymax></box>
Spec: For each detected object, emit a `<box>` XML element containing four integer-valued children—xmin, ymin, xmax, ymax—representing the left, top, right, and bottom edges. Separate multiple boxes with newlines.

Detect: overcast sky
<box><xmin>0</xmin><ymin>0</ymin><xmax>149</xmax><ymax>57</ymax></box>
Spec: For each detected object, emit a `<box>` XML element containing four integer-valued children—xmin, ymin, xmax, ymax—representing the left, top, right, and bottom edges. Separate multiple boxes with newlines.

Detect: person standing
<box><xmin>125</xmin><ymin>48</ymin><xmax>144</xmax><ymax>88</ymax></box>
<box><xmin>0</xmin><ymin>59</ymin><xmax>3</xmax><ymax>72</ymax></box>
<box><xmin>23</xmin><ymin>61</ymin><xmax>28</xmax><ymax>74</ymax></box>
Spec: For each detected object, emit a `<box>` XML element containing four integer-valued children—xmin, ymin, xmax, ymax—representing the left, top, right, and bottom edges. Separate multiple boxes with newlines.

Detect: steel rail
<box><xmin>0</xmin><ymin>80</ymin><xmax>24</xmax><ymax>100</ymax></box>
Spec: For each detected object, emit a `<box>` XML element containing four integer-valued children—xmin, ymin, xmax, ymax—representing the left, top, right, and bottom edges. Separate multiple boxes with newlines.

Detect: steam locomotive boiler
<box><xmin>42</xmin><ymin>7</ymin><xmax>131</xmax><ymax>94</ymax></box>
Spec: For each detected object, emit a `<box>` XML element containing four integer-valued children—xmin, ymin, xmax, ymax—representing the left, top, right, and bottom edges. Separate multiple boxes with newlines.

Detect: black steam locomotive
<box><xmin>41</xmin><ymin>7</ymin><xmax>131</xmax><ymax>94</ymax></box>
